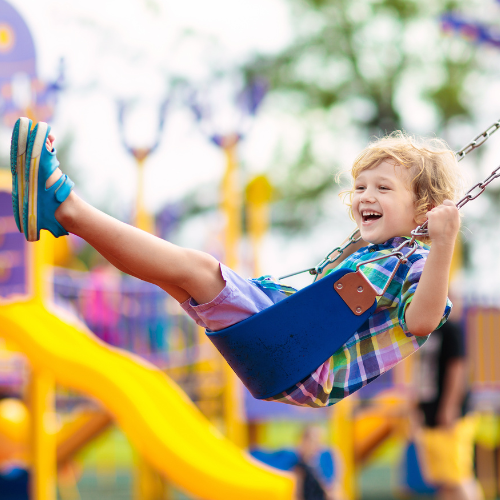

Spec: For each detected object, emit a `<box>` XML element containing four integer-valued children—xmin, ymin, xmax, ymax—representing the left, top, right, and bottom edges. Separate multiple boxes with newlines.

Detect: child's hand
<box><xmin>425</xmin><ymin>200</ymin><xmax>460</xmax><ymax>246</ymax></box>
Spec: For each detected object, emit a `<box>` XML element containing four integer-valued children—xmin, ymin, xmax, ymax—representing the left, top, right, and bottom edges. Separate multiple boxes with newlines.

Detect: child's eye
<box><xmin>379</xmin><ymin>186</ymin><xmax>389</xmax><ymax>190</ymax></box>
<box><xmin>355</xmin><ymin>186</ymin><xmax>365</xmax><ymax>191</ymax></box>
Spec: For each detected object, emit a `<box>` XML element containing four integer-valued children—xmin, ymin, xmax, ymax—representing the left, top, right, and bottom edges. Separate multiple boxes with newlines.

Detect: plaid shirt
<box><xmin>251</xmin><ymin>237</ymin><xmax>452</xmax><ymax>408</ymax></box>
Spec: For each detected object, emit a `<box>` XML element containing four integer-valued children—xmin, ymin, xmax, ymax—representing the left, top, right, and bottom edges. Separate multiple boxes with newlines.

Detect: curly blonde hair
<box><xmin>341</xmin><ymin>131</ymin><xmax>464</xmax><ymax>239</ymax></box>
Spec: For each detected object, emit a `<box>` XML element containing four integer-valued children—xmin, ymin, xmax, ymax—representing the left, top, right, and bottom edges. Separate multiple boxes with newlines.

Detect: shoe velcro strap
<box><xmin>54</xmin><ymin>174</ymin><xmax>75</xmax><ymax>203</ymax></box>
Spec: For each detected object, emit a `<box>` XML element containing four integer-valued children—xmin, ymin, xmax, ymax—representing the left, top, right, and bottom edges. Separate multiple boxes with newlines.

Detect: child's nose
<box><xmin>360</xmin><ymin>187</ymin><xmax>376</xmax><ymax>202</ymax></box>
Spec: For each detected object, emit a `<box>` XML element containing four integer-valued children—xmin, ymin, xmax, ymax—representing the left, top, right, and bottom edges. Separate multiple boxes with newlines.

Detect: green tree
<box><xmin>241</xmin><ymin>0</ymin><xmax>478</xmax><ymax>231</ymax></box>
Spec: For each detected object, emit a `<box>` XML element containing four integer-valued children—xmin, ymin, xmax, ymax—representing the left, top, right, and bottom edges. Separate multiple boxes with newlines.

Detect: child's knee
<box><xmin>179</xmin><ymin>250</ymin><xmax>225</xmax><ymax>304</ymax></box>
<box><xmin>183</xmin><ymin>250</ymin><xmax>222</xmax><ymax>283</ymax></box>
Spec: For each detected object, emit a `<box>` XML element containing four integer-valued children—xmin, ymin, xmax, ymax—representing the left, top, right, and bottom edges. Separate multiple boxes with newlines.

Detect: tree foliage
<box><xmin>241</xmin><ymin>0</ymin><xmax>478</xmax><ymax>231</ymax></box>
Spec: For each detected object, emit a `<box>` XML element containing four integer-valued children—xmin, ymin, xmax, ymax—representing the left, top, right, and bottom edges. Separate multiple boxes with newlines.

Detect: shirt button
<box><xmin>369</xmin><ymin>248</ymin><xmax>376</xmax><ymax>252</ymax></box>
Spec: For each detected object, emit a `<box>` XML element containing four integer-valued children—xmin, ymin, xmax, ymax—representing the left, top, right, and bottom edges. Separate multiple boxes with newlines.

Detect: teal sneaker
<box><xmin>23</xmin><ymin>122</ymin><xmax>74</xmax><ymax>241</ymax></box>
<box><xmin>10</xmin><ymin>117</ymin><xmax>32</xmax><ymax>233</ymax></box>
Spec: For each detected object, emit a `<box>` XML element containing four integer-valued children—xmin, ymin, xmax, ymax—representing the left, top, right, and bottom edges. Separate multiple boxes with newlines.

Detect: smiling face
<box><xmin>352</xmin><ymin>160</ymin><xmax>419</xmax><ymax>244</ymax></box>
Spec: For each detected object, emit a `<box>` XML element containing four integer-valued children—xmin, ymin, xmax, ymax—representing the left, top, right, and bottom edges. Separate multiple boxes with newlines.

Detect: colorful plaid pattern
<box><xmin>252</xmin><ymin>237</ymin><xmax>452</xmax><ymax>408</ymax></box>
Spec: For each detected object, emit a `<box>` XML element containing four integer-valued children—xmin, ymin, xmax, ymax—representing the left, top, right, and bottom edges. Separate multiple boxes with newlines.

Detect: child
<box><xmin>10</xmin><ymin>119</ymin><xmax>461</xmax><ymax>408</ymax></box>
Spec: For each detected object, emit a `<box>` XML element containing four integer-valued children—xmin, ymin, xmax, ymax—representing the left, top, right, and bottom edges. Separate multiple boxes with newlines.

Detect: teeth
<box><xmin>362</xmin><ymin>211</ymin><xmax>382</xmax><ymax>216</ymax></box>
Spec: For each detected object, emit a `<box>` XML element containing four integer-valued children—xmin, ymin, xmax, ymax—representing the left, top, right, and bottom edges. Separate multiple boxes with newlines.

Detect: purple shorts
<box><xmin>180</xmin><ymin>264</ymin><xmax>286</xmax><ymax>332</ymax></box>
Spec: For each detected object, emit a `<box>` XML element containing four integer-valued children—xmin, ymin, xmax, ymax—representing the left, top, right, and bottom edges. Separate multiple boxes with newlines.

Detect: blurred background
<box><xmin>1</xmin><ymin>0</ymin><xmax>500</xmax><ymax>499</ymax></box>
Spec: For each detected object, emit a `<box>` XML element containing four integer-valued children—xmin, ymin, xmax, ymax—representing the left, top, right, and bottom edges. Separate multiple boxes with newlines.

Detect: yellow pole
<box><xmin>330</xmin><ymin>397</ymin><xmax>356</xmax><ymax>500</ymax></box>
<box><xmin>32</xmin><ymin>229</ymin><xmax>55</xmax><ymax>303</ymax></box>
<box><xmin>220</xmin><ymin>135</ymin><xmax>247</xmax><ymax>448</ymax></box>
<box><xmin>244</xmin><ymin>175</ymin><xmax>272</xmax><ymax>452</ymax></box>
<box><xmin>245</xmin><ymin>175</ymin><xmax>273</xmax><ymax>277</ymax></box>
<box><xmin>221</xmin><ymin>137</ymin><xmax>241</xmax><ymax>270</ymax></box>
<box><xmin>134</xmin><ymin>153</ymin><xmax>154</xmax><ymax>234</ymax></box>
<box><xmin>130</xmin><ymin>151</ymin><xmax>166</xmax><ymax>497</ymax></box>
<box><xmin>27</xmin><ymin>369</ymin><xmax>57</xmax><ymax>500</ymax></box>
<box><xmin>25</xmin><ymin>231</ymin><xmax>57</xmax><ymax>500</ymax></box>
<box><xmin>449</xmin><ymin>233</ymin><xmax>462</xmax><ymax>283</ymax></box>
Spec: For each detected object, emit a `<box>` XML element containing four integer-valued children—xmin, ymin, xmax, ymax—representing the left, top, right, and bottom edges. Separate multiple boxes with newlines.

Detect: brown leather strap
<box><xmin>334</xmin><ymin>271</ymin><xmax>377</xmax><ymax>316</ymax></box>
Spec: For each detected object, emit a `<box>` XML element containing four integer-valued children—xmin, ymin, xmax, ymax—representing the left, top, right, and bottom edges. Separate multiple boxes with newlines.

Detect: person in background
<box><xmin>415</xmin><ymin>290</ymin><xmax>483</xmax><ymax>500</ymax></box>
<box><xmin>295</xmin><ymin>426</ymin><xmax>337</xmax><ymax>500</ymax></box>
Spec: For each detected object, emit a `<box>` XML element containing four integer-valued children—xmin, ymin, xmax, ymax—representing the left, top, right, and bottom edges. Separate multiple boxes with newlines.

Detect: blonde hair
<box><xmin>341</xmin><ymin>131</ymin><xmax>464</xmax><ymax>240</ymax></box>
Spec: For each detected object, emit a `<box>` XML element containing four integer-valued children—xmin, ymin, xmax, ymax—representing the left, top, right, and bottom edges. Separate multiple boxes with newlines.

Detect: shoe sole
<box><xmin>10</xmin><ymin>117</ymin><xmax>31</xmax><ymax>233</ymax></box>
<box><xmin>24</xmin><ymin>122</ymin><xmax>49</xmax><ymax>242</ymax></box>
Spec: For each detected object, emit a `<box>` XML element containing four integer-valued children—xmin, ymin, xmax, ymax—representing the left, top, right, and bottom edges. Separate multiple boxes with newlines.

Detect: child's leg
<box><xmin>46</xmin><ymin>169</ymin><xmax>225</xmax><ymax>306</ymax></box>
<box><xmin>91</xmin><ymin>244</ymin><xmax>191</xmax><ymax>302</ymax></box>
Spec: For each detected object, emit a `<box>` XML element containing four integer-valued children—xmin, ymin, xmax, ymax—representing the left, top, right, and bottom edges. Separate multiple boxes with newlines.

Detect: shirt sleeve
<box><xmin>398</xmin><ymin>257</ymin><xmax>452</xmax><ymax>334</ymax></box>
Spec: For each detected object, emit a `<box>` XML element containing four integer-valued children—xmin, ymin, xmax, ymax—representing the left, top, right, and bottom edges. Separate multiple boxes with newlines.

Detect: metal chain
<box><xmin>279</xmin><ymin>118</ymin><xmax>500</xmax><ymax>281</ymax></box>
<box><xmin>412</xmin><ymin>163</ymin><xmax>500</xmax><ymax>237</ymax></box>
<box><xmin>455</xmin><ymin>119</ymin><xmax>500</xmax><ymax>160</ymax></box>
<box><xmin>278</xmin><ymin>228</ymin><xmax>362</xmax><ymax>280</ymax></box>
<box><xmin>456</xmin><ymin>164</ymin><xmax>500</xmax><ymax>209</ymax></box>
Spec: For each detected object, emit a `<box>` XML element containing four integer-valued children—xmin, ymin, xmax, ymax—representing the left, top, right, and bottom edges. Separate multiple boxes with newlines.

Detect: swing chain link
<box><xmin>279</xmin><ymin>118</ymin><xmax>500</xmax><ymax>281</ymax></box>
<box><xmin>312</xmin><ymin>229</ymin><xmax>362</xmax><ymax>280</ymax></box>
<box><xmin>456</xmin><ymin>165</ymin><xmax>500</xmax><ymax>209</ymax></box>
<box><xmin>411</xmin><ymin>163</ymin><xmax>500</xmax><ymax>237</ymax></box>
<box><xmin>455</xmin><ymin>120</ymin><xmax>500</xmax><ymax>160</ymax></box>
<box><xmin>278</xmin><ymin>229</ymin><xmax>361</xmax><ymax>281</ymax></box>
<box><xmin>410</xmin><ymin>118</ymin><xmax>500</xmax><ymax>236</ymax></box>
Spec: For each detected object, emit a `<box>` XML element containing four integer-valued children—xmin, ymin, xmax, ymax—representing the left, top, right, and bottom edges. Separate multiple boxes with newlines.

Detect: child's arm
<box><xmin>405</xmin><ymin>200</ymin><xmax>460</xmax><ymax>337</ymax></box>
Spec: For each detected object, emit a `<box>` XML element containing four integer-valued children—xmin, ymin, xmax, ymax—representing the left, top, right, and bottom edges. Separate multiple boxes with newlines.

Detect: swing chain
<box><xmin>456</xmin><ymin>119</ymin><xmax>500</xmax><ymax>160</ymax></box>
<box><xmin>411</xmin><ymin>163</ymin><xmax>500</xmax><ymax>237</ymax></box>
<box><xmin>278</xmin><ymin>229</ymin><xmax>361</xmax><ymax>280</ymax></box>
<box><xmin>456</xmin><ymin>164</ymin><xmax>500</xmax><ymax>209</ymax></box>
<box><xmin>312</xmin><ymin>229</ymin><xmax>361</xmax><ymax>280</ymax></box>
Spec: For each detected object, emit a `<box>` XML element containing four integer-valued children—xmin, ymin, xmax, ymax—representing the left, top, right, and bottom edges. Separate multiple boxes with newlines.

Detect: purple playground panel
<box><xmin>53</xmin><ymin>269</ymin><xmax>199</xmax><ymax>367</ymax></box>
<box><xmin>0</xmin><ymin>0</ymin><xmax>61</xmax><ymax>126</ymax></box>
<box><xmin>441</xmin><ymin>12</ymin><xmax>500</xmax><ymax>49</ymax></box>
<box><xmin>0</xmin><ymin>0</ymin><xmax>37</xmax><ymax>81</ymax></box>
<box><xmin>0</xmin><ymin>191</ymin><xmax>29</xmax><ymax>299</ymax></box>
<box><xmin>245</xmin><ymin>388</ymin><xmax>332</xmax><ymax>421</ymax></box>
<box><xmin>244</xmin><ymin>370</ymin><xmax>393</xmax><ymax>421</ymax></box>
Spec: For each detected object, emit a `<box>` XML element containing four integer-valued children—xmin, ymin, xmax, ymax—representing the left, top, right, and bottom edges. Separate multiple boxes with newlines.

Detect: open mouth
<box><xmin>361</xmin><ymin>210</ymin><xmax>383</xmax><ymax>224</ymax></box>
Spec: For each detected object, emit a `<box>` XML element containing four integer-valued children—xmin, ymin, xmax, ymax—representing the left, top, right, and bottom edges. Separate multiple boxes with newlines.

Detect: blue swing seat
<box><xmin>206</xmin><ymin>267</ymin><xmax>377</xmax><ymax>399</ymax></box>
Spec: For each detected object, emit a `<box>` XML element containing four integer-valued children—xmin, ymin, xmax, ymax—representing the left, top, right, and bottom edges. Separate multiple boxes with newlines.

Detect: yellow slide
<box><xmin>0</xmin><ymin>299</ymin><xmax>294</xmax><ymax>500</ymax></box>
